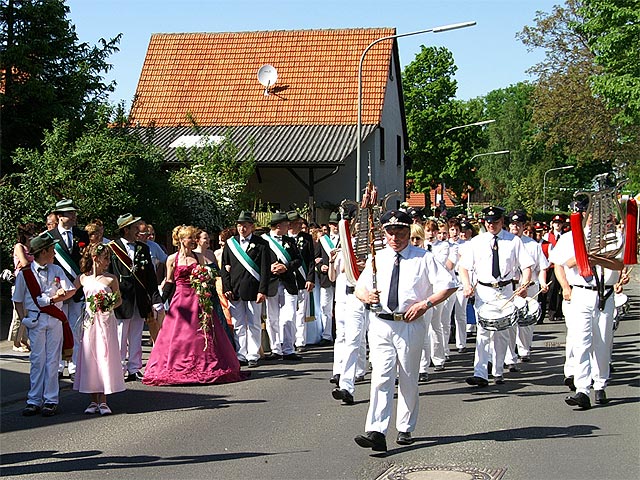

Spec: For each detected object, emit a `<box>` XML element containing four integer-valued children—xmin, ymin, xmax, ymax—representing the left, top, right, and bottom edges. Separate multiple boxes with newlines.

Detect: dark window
<box><xmin>396</xmin><ymin>135</ymin><xmax>402</xmax><ymax>166</ymax></box>
<box><xmin>379</xmin><ymin>127</ymin><xmax>385</xmax><ymax>162</ymax></box>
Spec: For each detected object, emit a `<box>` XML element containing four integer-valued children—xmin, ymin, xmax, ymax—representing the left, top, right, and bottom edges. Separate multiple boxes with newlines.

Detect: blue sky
<box><xmin>66</xmin><ymin>0</ymin><xmax>559</xmax><ymax>109</ymax></box>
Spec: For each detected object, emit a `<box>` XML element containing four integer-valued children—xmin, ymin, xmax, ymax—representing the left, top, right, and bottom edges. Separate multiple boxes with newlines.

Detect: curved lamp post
<box><xmin>355</xmin><ymin>21</ymin><xmax>477</xmax><ymax>201</ymax></box>
<box><xmin>445</xmin><ymin>119</ymin><xmax>495</xmax><ymax>134</ymax></box>
<box><xmin>543</xmin><ymin>165</ymin><xmax>575</xmax><ymax>213</ymax></box>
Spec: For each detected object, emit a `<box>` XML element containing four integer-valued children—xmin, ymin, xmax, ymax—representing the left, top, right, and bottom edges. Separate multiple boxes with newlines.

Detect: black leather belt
<box><xmin>377</xmin><ymin>313</ymin><xmax>405</xmax><ymax>321</ymax></box>
<box><xmin>571</xmin><ymin>284</ymin><xmax>615</xmax><ymax>291</ymax></box>
<box><xmin>346</xmin><ymin>286</ymin><xmax>355</xmax><ymax>295</ymax></box>
<box><xmin>478</xmin><ymin>280</ymin><xmax>512</xmax><ymax>288</ymax></box>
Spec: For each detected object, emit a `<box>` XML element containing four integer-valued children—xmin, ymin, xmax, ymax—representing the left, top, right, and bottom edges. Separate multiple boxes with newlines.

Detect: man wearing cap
<box><xmin>287</xmin><ymin>210</ymin><xmax>316</xmax><ymax>352</ymax></box>
<box><xmin>459</xmin><ymin>206</ymin><xmax>534</xmax><ymax>387</ymax></box>
<box><xmin>354</xmin><ymin>210</ymin><xmax>456</xmax><ymax>451</ymax></box>
<box><xmin>543</xmin><ymin>214</ymin><xmax>567</xmax><ymax>322</ymax></box>
<box><xmin>48</xmin><ymin>198</ymin><xmax>89</xmax><ymax>380</ymax></box>
<box><xmin>314</xmin><ymin>211</ymin><xmax>340</xmax><ymax>346</ymax></box>
<box><xmin>263</xmin><ymin>212</ymin><xmax>303</xmax><ymax>361</ymax></box>
<box><xmin>108</xmin><ymin>214</ymin><xmax>163</xmax><ymax>381</ymax></box>
<box><xmin>221</xmin><ymin>211</ymin><xmax>270</xmax><ymax>367</ymax></box>
<box><xmin>505</xmin><ymin>210</ymin><xmax>550</xmax><ymax>367</ymax></box>
<box><xmin>12</xmin><ymin>233</ymin><xmax>77</xmax><ymax>416</ymax></box>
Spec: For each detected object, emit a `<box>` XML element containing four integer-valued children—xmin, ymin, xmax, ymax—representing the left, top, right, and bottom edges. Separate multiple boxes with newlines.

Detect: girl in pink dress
<box><xmin>73</xmin><ymin>243</ymin><xmax>126</xmax><ymax>415</ymax></box>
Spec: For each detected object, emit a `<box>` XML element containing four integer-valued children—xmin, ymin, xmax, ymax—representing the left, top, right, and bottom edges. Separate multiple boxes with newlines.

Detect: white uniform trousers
<box><xmin>294</xmin><ymin>289</ymin><xmax>310</xmax><ymax>348</ymax></box>
<box><xmin>562</xmin><ymin>299</ymin><xmax>576</xmax><ymax>378</ymax></box>
<box><xmin>230</xmin><ymin>299</ymin><xmax>262</xmax><ymax>362</ymax></box>
<box><xmin>419</xmin><ymin>309</ymin><xmax>435</xmax><ymax>373</ymax></box>
<box><xmin>117</xmin><ymin>300</ymin><xmax>145</xmax><ymax>374</ymax></box>
<box><xmin>59</xmin><ymin>300</ymin><xmax>83</xmax><ymax>374</ymax></box>
<box><xmin>453</xmin><ymin>288</ymin><xmax>468</xmax><ymax>349</ymax></box>
<box><xmin>567</xmin><ymin>287</ymin><xmax>614</xmax><ymax>394</ymax></box>
<box><xmin>338</xmin><ymin>295</ymin><xmax>368</xmax><ymax>395</ymax></box>
<box><xmin>365</xmin><ymin>314</ymin><xmax>426</xmax><ymax>436</ymax></box>
<box><xmin>27</xmin><ymin>313</ymin><xmax>63</xmax><ymax>406</ymax></box>
<box><xmin>332</xmin><ymin>299</ymin><xmax>347</xmax><ymax>376</ymax></box>
<box><xmin>506</xmin><ymin>283</ymin><xmax>538</xmax><ymax>363</ymax></box>
<box><xmin>265</xmin><ymin>284</ymin><xmax>297</xmax><ymax>356</ymax></box>
<box><xmin>427</xmin><ymin>303</ymin><xmax>447</xmax><ymax>367</ymax></box>
<box><xmin>439</xmin><ymin>296</ymin><xmax>456</xmax><ymax>356</ymax></box>
<box><xmin>319</xmin><ymin>286</ymin><xmax>335</xmax><ymax>341</ymax></box>
<box><xmin>473</xmin><ymin>284</ymin><xmax>514</xmax><ymax>379</ymax></box>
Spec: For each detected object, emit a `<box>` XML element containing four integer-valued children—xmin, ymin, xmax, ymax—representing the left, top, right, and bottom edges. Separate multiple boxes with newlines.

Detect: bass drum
<box><xmin>517</xmin><ymin>297</ymin><xmax>541</xmax><ymax>326</ymax></box>
<box><xmin>477</xmin><ymin>300</ymin><xmax>518</xmax><ymax>331</ymax></box>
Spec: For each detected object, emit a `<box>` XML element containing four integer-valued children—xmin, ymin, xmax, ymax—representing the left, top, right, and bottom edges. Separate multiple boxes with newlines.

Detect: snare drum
<box><xmin>614</xmin><ymin>293</ymin><xmax>629</xmax><ymax>319</ymax></box>
<box><xmin>517</xmin><ymin>297</ymin><xmax>541</xmax><ymax>326</ymax></box>
<box><xmin>477</xmin><ymin>300</ymin><xmax>519</xmax><ymax>331</ymax></box>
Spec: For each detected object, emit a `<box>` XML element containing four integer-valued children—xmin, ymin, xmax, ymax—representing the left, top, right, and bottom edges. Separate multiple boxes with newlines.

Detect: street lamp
<box><xmin>467</xmin><ymin>150</ymin><xmax>510</xmax><ymax>214</ymax></box>
<box><xmin>543</xmin><ymin>165</ymin><xmax>575</xmax><ymax>213</ymax></box>
<box><xmin>446</xmin><ymin>119</ymin><xmax>495</xmax><ymax>134</ymax></box>
<box><xmin>355</xmin><ymin>21</ymin><xmax>477</xmax><ymax>201</ymax></box>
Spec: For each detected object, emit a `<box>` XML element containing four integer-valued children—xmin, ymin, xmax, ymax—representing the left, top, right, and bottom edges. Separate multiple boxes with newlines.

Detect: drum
<box><xmin>517</xmin><ymin>297</ymin><xmax>542</xmax><ymax>326</ymax></box>
<box><xmin>477</xmin><ymin>300</ymin><xmax>519</xmax><ymax>331</ymax></box>
<box><xmin>614</xmin><ymin>293</ymin><xmax>629</xmax><ymax>319</ymax></box>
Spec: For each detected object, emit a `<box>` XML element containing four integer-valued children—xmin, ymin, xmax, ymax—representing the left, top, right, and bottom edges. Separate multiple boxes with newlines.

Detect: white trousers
<box><xmin>337</xmin><ymin>295</ymin><xmax>368</xmax><ymax>394</ymax></box>
<box><xmin>27</xmin><ymin>314</ymin><xmax>62</xmax><ymax>406</ymax></box>
<box><xmin>440</xmin><ymin>296</ymin><xmax>456</xmax><ymax>356</ymax></box>
<box><xmin>59</xmin><ymin>300</ymin><xmax>83</xmax><ymax>374</ymax></box>
<box><xmin>566</xmin><ymin>287</ymin><xmax>614</xmax><ymax>394</ymax></box>
<box><xmin>453</xmin><ymin>288</ymin><xmax>468</xmax><ymax>349</ymax></box>
<box><xmin>294</xmin><ymin>289</ymin><xmax>310</xmax><ymax>347</ymax></box>
<box><xmin>265</xmin><ymin>284</ymin><xmax>297</xmax><ymax>355</ymax></box>
<box><xmin>319</xmin><ymin>286</ymin><xmax>335</xmax><ymax>341</ymax></box>
<box><xmin>506</xmin><ymin>323</ymin><xmax>534</xmax><ymax>364</ymax></box>
<box><xmin>562</xmin><ymin>300</ymin><xmax>575</xmax><ymax>378</ymax></box>
<box><xmin>230</xmin><ymin>299</ymin><xmax>262</xmax><ymax>362</ymax></box>
<box><xmin>117</xmin><ymin>305</ymin><xmax>145</xmax><ymax>374</ymax></box>
<box><xmin>365</xmin><ymin>315</ymin><xmax>426</xmax><ymax>436</ymax></box>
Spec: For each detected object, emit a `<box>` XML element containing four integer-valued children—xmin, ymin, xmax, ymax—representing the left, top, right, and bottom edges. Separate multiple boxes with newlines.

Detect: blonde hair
<box><xmin>410</xmin><ymin>224</ymin><xmax>425</xmax><ymax>240</ymax></box>
<box><xmin>172</xmin><ymin>225</ymin><xmax>198</xmax><ymax>247</ymax></box>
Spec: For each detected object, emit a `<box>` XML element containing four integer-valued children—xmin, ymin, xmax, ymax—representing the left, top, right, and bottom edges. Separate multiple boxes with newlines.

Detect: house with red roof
<box><xmin>129</xmin><ymin>28</ymin><xmax>408</xmax><ymax>219</ymax></box>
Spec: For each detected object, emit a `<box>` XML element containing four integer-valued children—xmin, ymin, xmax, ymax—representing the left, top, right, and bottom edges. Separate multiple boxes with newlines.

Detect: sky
<box><xmin>65</xmin><ymin>0</ymin><xmax>560</xmax><ymax>110</ymax></box>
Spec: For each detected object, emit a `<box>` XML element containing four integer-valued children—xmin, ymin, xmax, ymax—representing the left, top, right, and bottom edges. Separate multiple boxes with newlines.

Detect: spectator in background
<box><xmin>45</xmin><ymin>213</ymin><xmax>58</xmax><ymax>232</ymax></box>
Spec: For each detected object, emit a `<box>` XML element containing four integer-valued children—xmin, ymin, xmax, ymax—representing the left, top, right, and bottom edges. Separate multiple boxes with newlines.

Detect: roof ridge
<box><xmin>149</xmin><ymin>27</ymin><xmax>395</xmax><ymax>37</ymax></box>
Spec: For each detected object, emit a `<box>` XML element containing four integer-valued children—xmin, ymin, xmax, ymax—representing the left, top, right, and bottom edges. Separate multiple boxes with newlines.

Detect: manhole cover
<box><xmin>377</xmin><ymin>465</ymin><xmax>507</xmax><ymax>480</ymax></box>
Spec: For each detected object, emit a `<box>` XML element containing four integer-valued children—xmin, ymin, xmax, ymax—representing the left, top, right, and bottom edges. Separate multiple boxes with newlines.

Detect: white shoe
<box><xmin>84</xmin><ymin>402</ymin><xmax>99</xmax><ymax>414</ymax></box>
<box><xmin>98</xmin><ymin>403</ymin><xmax>112</xmax><ymax>415</ymax></box>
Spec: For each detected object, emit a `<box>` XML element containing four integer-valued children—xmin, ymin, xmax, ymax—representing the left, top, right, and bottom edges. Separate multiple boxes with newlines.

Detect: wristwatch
<box><xmin>426</xmin><ymin>300</ymin><xmax>434</xmax><ymax>309</ymax></box>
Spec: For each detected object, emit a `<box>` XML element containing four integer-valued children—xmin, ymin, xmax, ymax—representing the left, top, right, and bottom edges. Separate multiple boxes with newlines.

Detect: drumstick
<box><xmin>528</xmin><ymin>280</ymin><xmax>553</xmax><ymax>301</ymax></box>
<box><xmin>499</xmin><ymin>281</ymin><xmax>533</xmax><ymax>310</ymax></box>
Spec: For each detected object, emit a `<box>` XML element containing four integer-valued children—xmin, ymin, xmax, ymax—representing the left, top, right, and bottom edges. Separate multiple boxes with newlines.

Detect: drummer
<box><xmin>505</xmin><ymin>210</ymin><xmax>550</xmax><ymax>368</ymax></box>
<box><xmin>459</xmin><ymin>206</ymin><xmax>534</xmax><ymax>386</ymax></box>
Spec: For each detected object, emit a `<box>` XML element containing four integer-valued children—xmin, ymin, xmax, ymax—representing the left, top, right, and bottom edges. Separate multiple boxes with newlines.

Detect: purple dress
<box><xmin>143</xmin><ymin>263</ymin><xmax>244</xmax><ymax>385</ymax></box>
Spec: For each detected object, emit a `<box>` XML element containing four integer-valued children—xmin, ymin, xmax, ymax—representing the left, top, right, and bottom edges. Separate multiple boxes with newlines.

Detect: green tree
<box><xmin>0</xmin><ymin>0</ymin><xmax>121</xmax><ymax>171</ymax></box>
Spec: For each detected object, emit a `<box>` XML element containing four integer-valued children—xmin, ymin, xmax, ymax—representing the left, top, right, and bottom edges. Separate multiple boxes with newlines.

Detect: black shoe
<box><xmin>564</xmin><ymin>376</ymin><xmax>576</xmax><ymax>392</ymax></box>
<box><xmin>295</xmin><ymin>346</ymin><xmax>306</xmax><ymax>353</ymax></box>
<box><xmin>457</xmin><ymin>347</ymin><xmax>467</xmax><ymax>354</ymax></box>
<box><xmin>354</xmin><ymin>431</ymin><xmax>387</xmax><ymax>452</ymax></box>
<box><xmin>494</xmin><ymin>375</ymin><xmax>505</xmax><ymax>385</ymax></box>
<box><xmin>318</xmin><ymin>338</ymin><xmax>333</xmax><ymax>347</ymax></box>
<box><xmin>238</xmin><ymin>359</ymin><xmax>249</xmax><ymax>367</ymax></box>
<box><xmin>418</xmin><ymin>373</ymin><xmax>429</xmax><ymax>383</ymax></box>
<box><xmin>565</xmin><ymin>392</ymin><xmax>591</xmax><ymax>409</ymax></box>
<box><xmin>396</xmin><ymin>431</ymin><xmax>414</xmax><ymax>445</ymax></box>
<box><xmin>247</xmin><ymin>360</ymin><xmax>259</xmax><ymax>368</ymax></box>
<box><xmin>125</xmin><ymin>373</ymin><xmax>136</xmax><ymax>382</ymax></box>
<box><xmin>58</xmin><ymin>372</ymin><xmax>64</xmax><ymax>380</ymax></box>
<box><xmin>465</xmin><ymin>376</ymin><xmax>489</xmax><ymax>387</ymax></box>
<box><xmin>282</xmin><ymin>353</ymin><xmax>302</xmax><ymax>361</ymax></box>
<box><xmin>262</xmin><ymin>352</ymin><xmax>282</xmax><ymax>361</ymax></box>
<box><xmin>134</xmin><ymin>371</ymin><xmax>144</xmax><ymax>381</ymax></box>
<box><xmin>519</xmin><ymin>355</ymin><xmax>531</xmax><ymax>363</ymax></box>
<box><xmin>506</xmin><ymin>364</ymin><xmax>519</xmax><ymax>373</ymax></box>
<box><xmin>331</xmin><ymin>388</ymin><xmax>354</xmax><ymax>405</ymax></box>
<box><xmin>434</xmin><ymin>364</ymin><xmax>445</xmax><ymax>372</ymax></box>
<box><xmin>41</xmin><ymin>403</ymin><xmax>58</xmax><ymax>417</ymax></box>
<box><xmin>330</xmin><ymin>374</ymin><xmax>340</xmax><ymax>385</ymax></box>
<box><xmin>22</xmin><ymin>404</ymin><xmax>41</xmax><ymax>416</ymax></box>
<box><xmin>594</xmin><ymin>389</ymin><xmax>609</xmax><ymax>405</ymax></box>
<box><xmin>68</xmin><ymin>373</ymin><xmax>76</xmax><ymax>382</ymax></box>
<box><xmin>355</xmin><ymin>375</ymin><xmax>366</xmax><ymax>384</ymax></box>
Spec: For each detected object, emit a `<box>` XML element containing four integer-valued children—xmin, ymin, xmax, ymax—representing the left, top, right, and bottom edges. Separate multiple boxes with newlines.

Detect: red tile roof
<box><xmin>130</xmin><ymin>28</ymin><xmax>396</xmax><ymax>127</ymax></box>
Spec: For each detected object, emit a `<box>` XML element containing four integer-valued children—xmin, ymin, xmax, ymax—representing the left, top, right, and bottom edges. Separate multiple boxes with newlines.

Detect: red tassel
<box><xmin>571</xmin><ymin>212</ymin><xmax>592</xmax><ymax>277</ymax></box>
<box><xmin>624</xmin><ymin>199</ymin><xmax>638</xmax><ymax>265</ymax></box>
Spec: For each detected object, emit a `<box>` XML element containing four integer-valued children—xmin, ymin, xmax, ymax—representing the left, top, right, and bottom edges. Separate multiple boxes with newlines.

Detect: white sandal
<box><xmin>98</xmin><ymin>403</ymin><xmax>112</xmax><ymax>415</ymax></box>
<box><xmin>84</xmin><ymin>402</ymin><xmax>99</xmax><ymax>414</ymax></box>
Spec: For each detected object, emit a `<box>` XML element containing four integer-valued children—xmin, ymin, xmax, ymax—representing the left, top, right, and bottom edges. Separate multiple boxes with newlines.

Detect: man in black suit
<box><xmin>108</xmin><ymin>214</ymin><xmax>163</xmax><ymax>381</ymax></box>
<box><xmin>263</xmin><ymin>212</ymin><xmax>303</xmax><ymax>361</ymax></box>
<box><xmin>221</xmin><ymin>211</ymin><xmax>270</xmax><ymax>368</ymax></box>
<box><xmin>287</xmin><ymin>210</ymin><xmax>316</xmax><ymax>353</ymax></box>
<box><xmin>48</xmin><ymin>199</ymin><xmax>89</xmax><ymax>380</ymax></box>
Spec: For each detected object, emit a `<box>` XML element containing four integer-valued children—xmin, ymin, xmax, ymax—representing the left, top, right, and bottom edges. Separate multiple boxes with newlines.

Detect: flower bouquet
<box><xmin>189</xmin><ymin>264</ymin><xmax>217</xmax><ymax>350</ymax></box>
<box><xmin>84</xmin><ymin>291</ymin><xmax>120</xmax><ymax>329</ymax></box>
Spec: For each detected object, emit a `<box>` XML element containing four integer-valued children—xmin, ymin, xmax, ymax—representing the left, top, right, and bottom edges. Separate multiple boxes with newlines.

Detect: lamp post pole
<box><xmin>355</xmin><ymin>21</ymin><xmax>476</xmax><ymax>201</ymax></box>
<box><xmin>543</xmin><ymin>165</ymin><xmax>575</xmax><ymax>213</ymax></box>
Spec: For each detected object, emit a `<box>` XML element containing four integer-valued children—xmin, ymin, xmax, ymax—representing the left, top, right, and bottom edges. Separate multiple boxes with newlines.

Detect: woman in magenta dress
<box><xmin>74</xmin><ymin>243</ymin><xmax>126</xmax><ymax>415</ymax></box>
<box><xmin>143</xmin><ymin>225</ymin><xmax>244</xmax><ymax>386</ymax></box>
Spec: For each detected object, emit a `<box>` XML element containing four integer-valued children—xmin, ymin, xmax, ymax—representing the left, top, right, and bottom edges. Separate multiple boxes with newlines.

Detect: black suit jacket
<box><xmin>49</xmin><ymin>226</ymin><xmax>89</xmax><ymax>302</ymax></box>
<box><xmin>220</xmin><ymin>234</ymin><xmax>270</xmax><ymax>302</ymax></box>
<box><xmin>264</xmin><ymin>234</ymin><xmax>302</xmax><ymax>296</ymax></box>
<box><xmin>290</xmin><ymin>231</ymin><xmax>315</xmax><ymax>289</ymax></box>
<box><xmin>108</xmin><ymin>239</ymin><xmax>161</xmax><ymax>319</ymax></box>
<box><xmin>315</xmin><ymin>236</ymin><xmax>337</xmax><ymax>289</ymax></box>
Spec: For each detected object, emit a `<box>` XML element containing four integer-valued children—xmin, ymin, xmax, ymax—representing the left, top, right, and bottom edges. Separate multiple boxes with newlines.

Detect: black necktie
<box><xmin>492</xmin><ymin>235</ymin><xmax>500</xmax><ymax>279</ymax></box>
<box><xmin>387</xmin><ymin>253</ymin><xmax>400</xmax><ymax>312</ymax></box>
<box><xmin>427</xmin><ymin>244</ymin><xmax>432</xmax><ymax>252</ymax></box>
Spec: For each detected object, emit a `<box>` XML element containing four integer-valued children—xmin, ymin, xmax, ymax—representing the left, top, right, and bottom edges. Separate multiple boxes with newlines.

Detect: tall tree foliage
<box><xmin>0</xmin><ymin>0</ymin><xmax>121</xmax><ymax>171</ymax></box>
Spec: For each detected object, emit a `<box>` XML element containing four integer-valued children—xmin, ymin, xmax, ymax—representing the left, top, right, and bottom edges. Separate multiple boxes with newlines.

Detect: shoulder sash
<box><xmin>227</xmin><ymin>238</ymin><xmax>261</xmax><ymax>282</ymax></box>
<box><xmin>53</xmin><ymin>241</ymin><xmax>80</xmax><ymax>279</ymax></box>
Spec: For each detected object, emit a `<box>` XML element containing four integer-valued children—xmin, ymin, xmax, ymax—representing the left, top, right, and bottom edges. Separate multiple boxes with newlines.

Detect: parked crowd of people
<box><xmin>7</xmin><ymin>196</ymin><xmax>632</xmax><ymax>452</ymax></box>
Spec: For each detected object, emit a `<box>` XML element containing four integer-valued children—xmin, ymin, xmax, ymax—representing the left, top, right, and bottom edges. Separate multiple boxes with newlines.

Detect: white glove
<box><xmin>36</xmin><ymin>294</ymin><xmax>51</xmax><ymax>307</ymax></box>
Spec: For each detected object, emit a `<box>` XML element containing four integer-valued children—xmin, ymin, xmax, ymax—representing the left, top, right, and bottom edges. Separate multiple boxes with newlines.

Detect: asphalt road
<box><xmin>1</xmin><ymin>276</ymin><xmax>639</xmax><ymax>480</ymax></box>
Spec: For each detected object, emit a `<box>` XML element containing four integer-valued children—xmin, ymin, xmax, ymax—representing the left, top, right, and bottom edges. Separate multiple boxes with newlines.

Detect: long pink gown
<box><xmin>142</xmin><ymin>263</ymin><xmax>244</xmax><ymax>385</ymax></box>
<box><xmin>73</xmin><ymin>278</ymin><xmax>126</xmax><ymax>395</ymax></box>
